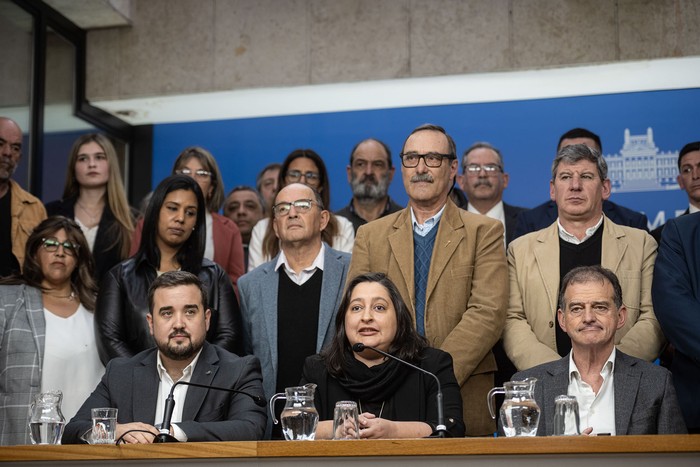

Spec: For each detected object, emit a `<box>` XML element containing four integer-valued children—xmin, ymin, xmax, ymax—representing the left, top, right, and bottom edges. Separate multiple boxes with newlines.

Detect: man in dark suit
<box><xmin>514</xmin><ymin>128</ymin><xmax>648</xmax><ymax>239</ymax></box>
<box><xmin>513</xmin><ymin>266</ymin><xmax>686</xmax><ymax>436</ymax></box>
<box><xmin>652</xmin><ymin>211</ymin><xmax>700</xmax><ymax>433</ymax></box>
<box><xmin>63</xmin><ymin>271</ymin><xmax>266</xmax><ymax>444</ymax></box>
<box><xmin>650</xmin><ymin>141</ymin><xmax>700</xmax><ymax>243</ymax></box>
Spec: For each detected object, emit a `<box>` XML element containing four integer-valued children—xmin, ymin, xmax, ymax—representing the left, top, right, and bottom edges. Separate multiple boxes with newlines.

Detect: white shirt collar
<box><xmin>689</xmin><ymin>203</ymin><xmax>700</xmax><ymax>214</ymax></box>
<box><xmin>156</xmin><ymin>347</ymin><xmax>203</xmax><ymax>385</ymax></box>
<box><xmin>557</xmin><ymin>215</ymin><xmax>604</xmax><ymax>245</ymax></box>
<box><xmin>568</xmin><ymin>347</ymin><xmax>616</xmax><ymax>382</ymax></box>
<box><xmin>410</xmin><ymin>203</ymin><xmax>447</xmax><ymax>237</ymax></box>
<box><xmin>274</xmin><ymin>243</ymin><xmax>325</xmax><ymax>285</ymax></box>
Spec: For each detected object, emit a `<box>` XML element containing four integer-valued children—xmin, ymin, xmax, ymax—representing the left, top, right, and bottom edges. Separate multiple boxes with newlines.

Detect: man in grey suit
<box><xmin>63</xmin><ymin>271</ymin><xmax>267</xmax><ymax>444</ymax></box>
<box><xmin>513</xmin><ymin>265</ymin><xmax>686</xmax><ymax>436</ymax></box>
<box><xmin>238</xmin><ymin>183</ymin><xmax>351</xmax><ymax>438</ymax></box>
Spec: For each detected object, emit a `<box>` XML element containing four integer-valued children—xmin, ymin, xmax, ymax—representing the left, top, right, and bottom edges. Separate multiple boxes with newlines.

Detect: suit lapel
<box><xmin>533</xmin><ymin>224</ymin><xmax>560</xmax><ymax>315</ymax></box>
<box><xmin>211</xmin><ymin>214</ymin><xmax>231</xmax><ymax>264</ymax></box>
<box><xmin>182</xmin><ymin>344</ymin><xmax>219</xmax><ymax>421</ymax></box>
<box><xmin>317</xmin><ymin>246</ymin><xmax>345</xmax><ymax>351</ymax></box>
<box><xmin>601</xmin><ymin>217</ymin><xmax>627</xmax><ymax>273</ymax></box>
<box><xmin>613</xmin><ymin>352</ymin><xmax>639</xmax><ymax>435</ymax></box>
<box><xmin>388</xmin><ymin>211</ymin><xmax>416</xmax><ymax>313</ymax></box>
<box><xmin>542</xmin><ymin>358</ymin><xmax>570</xmax><ymax>436</ymax></box>
<box><xmin>24</xmin><ymin>286</ymin><xmax>46</xmax><ymax>372</ymax></box>
<box><xmin>261</xmin><ymin>262</ymin><xmax>279</xmax><ymax>378</ymax></box>
<box><xmin>426</xmin><ymin>203</ymin><xmax>462</xmax><ymax>303</ymax></box>
<box><xmin>133</xmin><ymin>351</ymin><xmax>160</xmax><ymax>424</ymax></box>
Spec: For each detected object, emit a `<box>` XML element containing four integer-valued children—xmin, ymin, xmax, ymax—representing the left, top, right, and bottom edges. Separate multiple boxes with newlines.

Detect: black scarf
<box><xmin>337</xmin><ymin>352</ymin><xmax>410</xmax><ymax>403</ymax></box>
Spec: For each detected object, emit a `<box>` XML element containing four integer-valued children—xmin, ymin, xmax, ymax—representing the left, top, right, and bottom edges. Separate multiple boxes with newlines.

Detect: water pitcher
<box><xmin>488</xmin><ymin>378</ymin><xmax>540</xmax><ymax>437</ymax></box>
<box><xmin>28</xmin><ymin>390</ymin><xmax>65</xmax><ymax>444</ymax></box>
<box><xmin>269</xmin><ymin>383</ymin><xmax>318</xmax><ymax>440</ymax></box>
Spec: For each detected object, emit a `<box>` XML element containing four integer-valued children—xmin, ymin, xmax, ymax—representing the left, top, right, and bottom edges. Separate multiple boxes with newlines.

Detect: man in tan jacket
<box><xmin>504</xmin><ymin>144</ymin><xmax>663</xmax><ymax>371</ymax></box>
<box><xmin>349</xmin><ymin>124</ymin><xmax>508</xmax><ymax>436</ymax></box>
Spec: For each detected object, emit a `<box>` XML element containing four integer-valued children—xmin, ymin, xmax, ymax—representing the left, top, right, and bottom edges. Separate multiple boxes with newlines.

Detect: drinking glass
<box><xmin>90</xmin><ymin>408</ymin><xmax>118</xmax><ymax>444</ymax></box>
<box><xmin>553</xmin><ymin>395</ymin><xmax>580</xmax><ymax>436</ymax></box>
<box><xmin>332</xmin><ymin>401</ymin><xmax>360</xmax><ymax>440</ymax></box>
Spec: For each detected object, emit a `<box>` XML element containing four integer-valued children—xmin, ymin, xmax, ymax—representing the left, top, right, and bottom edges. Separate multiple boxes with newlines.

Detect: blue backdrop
<box><xmin>152</xmin><ymin>87</ymin><xmax>700</xmax><ymax>229</ymax></box>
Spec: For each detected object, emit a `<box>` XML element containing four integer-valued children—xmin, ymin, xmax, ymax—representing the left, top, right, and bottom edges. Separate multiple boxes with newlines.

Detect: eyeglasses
<box><xmin>286</xmin><ymin>170</ymin><xmax>321</xmax><ymax>186</ymax></box>
<box><xmin>272</xmin><ymin>199</ymin><xmax>321</xmax><ymax>217</ymax></box>
<box><xmin>176</xmin><ymin>168</ymin><xmax>212</xmax><ymax>180</ymax></box>
<box><xmin>464</xmin><ymin>164</ymin><xmax>502</xmax><ymax>174</ymax></box>
<box><xmin>400</xmin><ymin>152</ymin><xmax>454</xmax><ymax>168</ymax></box>
<box><xmin>41</xmin><ymin>238</ymin><xmax>79</xmax><ymax>256</ymax></box>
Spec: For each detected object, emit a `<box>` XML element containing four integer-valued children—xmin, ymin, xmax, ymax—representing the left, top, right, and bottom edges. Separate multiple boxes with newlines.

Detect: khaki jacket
<box><xmin>504</xmin><ymin>216</ymin><xmax>664</xmax><ymax>371</ymax></box>
<box><xmin>349</xmin><ymin>199</ymin><xmax>508</xmax><ymax>436</ymax></box>
<box><xmin>9</xmin><ymin>180</ymin><xmax>46</xmax><ymax>269</ymax></box>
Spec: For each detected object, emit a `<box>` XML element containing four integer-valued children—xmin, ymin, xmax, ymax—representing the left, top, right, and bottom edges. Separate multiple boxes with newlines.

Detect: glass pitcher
<box><xmin>28</xmin><ymin>390</ymin><xmax>66</xmax><ymax>444</ymax></box>
<box><xmin>269</xmin><ymin>384</ymin><xmax>318</xmax><ymax>440</ymax></box>
<box><xmin>487</xmin><ymin>378</ymin><xmax>540</xmax><ymax>437</ymax></box>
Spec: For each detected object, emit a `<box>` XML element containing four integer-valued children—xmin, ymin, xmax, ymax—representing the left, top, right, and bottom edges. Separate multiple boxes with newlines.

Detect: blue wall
<box><xmin>152</xmin><ymin>87</ymin><xmax>700</xmax><ymax>228</ymax></box>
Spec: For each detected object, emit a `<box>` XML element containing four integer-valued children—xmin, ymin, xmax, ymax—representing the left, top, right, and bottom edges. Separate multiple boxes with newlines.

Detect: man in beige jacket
<box><xmin>504</xmin><ymin>144</ymin><xmax>663</xmax><ymax>371</ymax></box>
<box><xmin>349</xmin><ymin>124</ymin><xmax>508</xmax><ymax>436</ymax></box>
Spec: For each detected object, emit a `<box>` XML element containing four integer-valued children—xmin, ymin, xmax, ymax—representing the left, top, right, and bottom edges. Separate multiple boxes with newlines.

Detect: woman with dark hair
<box><xmin>130</xmin><ymin>147</ymin><xmax>245</xmax><ymax>290</ymax></box>
<box><xmin>46</xmin><ymin>133</ymin><xmax>135</xmax><ymax>284</ymax></box>
<box><xmin>300</xmin><ymin>273</ymin><xmax>465</xmax><ymax>439</ymax></box>
<box><xmin>247</xmin><ymin>149</ymin><xmax>354</xmax><ymax>270</ymax></box>
<box><xmin>95</xmin><ymin>175</ymin><xmax>240</xmax><ymax>364</ymax></box>
<box><xmin>0</xmin><ymin>216</ymin><xmax>104</xmax><ymax>445</ymax></box>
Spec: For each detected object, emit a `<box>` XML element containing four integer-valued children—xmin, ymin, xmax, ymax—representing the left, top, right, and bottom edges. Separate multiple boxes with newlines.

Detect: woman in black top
<box><xmin>301</xmin><ymin>272</ymin><xmax>465</xmax><ymax>438</ymax></box>
<box><xmin>95</xmin><ymin>175</ymin><xmax>241</xmax><ymax>364</ymax></box>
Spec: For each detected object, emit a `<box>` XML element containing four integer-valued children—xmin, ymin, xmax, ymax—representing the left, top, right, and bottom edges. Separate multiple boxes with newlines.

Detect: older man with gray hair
<box><xmin>504</xmin><ymin>144</ymin><xmax>663</xmax><ymax>372</ymax></box>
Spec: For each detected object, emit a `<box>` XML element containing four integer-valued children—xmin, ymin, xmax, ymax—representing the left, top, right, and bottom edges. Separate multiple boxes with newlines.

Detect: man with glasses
<box><xmin>511</xmin><ymin>265</ymin><xmax>685</xmax><ymax>436</ymax></box>
<box><xmin>335</xmin><ymin>138</ymin><xmax>403</xmax><ymax>232</ymax></box>
<box><xmin>503</xmin><ymin>144</ymin><xmax>663</xmax><ymax>373</ymax></box>
<box><xmin>0</xmin><ymin>117</ymin><xmax>46</xmax><ymax>277</ymax></box>
<box><xmin>238</xmin><ymin>183</ymin><xmax>351</xmax><ymax>438</ymax></box>
<box><xmin>348</xmin><ymin>124</ymin><xmax>508</xmax><ymax>436</ymax></box>
<box><xmin>457</xmin><ymin>142</ymin><xmax>526</xmax><ymax>246</ymax></box>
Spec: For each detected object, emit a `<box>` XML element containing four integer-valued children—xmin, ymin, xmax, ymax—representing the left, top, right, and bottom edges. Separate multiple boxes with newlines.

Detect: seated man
<box><xmin>63</xmin><ymin>271</ymin><xmax>266</xmax><ymax>444</ymax></box>
<box><xmin>513</xmin><ymin>266</ymin><xmax>686</xmax><ymax>436</ymax></box>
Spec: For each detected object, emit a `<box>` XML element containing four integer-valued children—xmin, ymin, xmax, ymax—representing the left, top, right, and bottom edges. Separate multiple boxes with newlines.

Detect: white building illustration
<box><xmin>607</xmin><ymin>128</ymin><xmax>679</xmax><ymax>193</ymax></box>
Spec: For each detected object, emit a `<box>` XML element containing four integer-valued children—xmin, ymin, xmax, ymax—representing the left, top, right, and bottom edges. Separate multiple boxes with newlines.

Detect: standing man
<box><xmin>514</xmin><ymin>266</ymin><xmax>686</xmax><ymax>436</ymax></box>
<box><xmin>652</xmin><ymin>211</ymin><xmax>700</xmax><ymax>433</ymax></box>
<box><xmin>457</xmin><ymin>142</ymin><xmax>526</xmax><ymax>246</ymax></box>
<box><xmin>348</xmin><ymin>124</ymin><xmax>508</xmax><ymax>436</ymax></box>
<box><xmin>651</xmin><ymin>141</ymin><xmax>700</xmax><ymax>242</ymax></box>
<box><xmin>63</xmin><ymin>271</ymin><xmax>267</xmax><ymax>444</ymax></box>
<box><xmin>513</xmin><ymin>128</ymin><xmax>648</xmax><ymax>239</ymax></box>
<box><xmin>238</xmin><ymin>183</ymin><xmax>351</xmax><ymax>438</ymax></box>
<box><xmin>256</xmin><ymin>163</ymin><xmax>281</xmax><ymax>210</ymax></box>
<box><xmin>0</xmin><ymin>117</ymin><xmax>46</xmax><ymax>276</ymax></box>
<box><xmin>504</xmin><ymin>144</ymin><xmax>663</xmax><ymax>371</ymax></box>
<box><xmin>224</xmin><ymin>186</ymin><xmax>266</xmax><ymax>270</ymax></box>
<box><xmin>335</xmin><ymin>138</ymin><xmax>402</xmax><ymax>232</ymax></box>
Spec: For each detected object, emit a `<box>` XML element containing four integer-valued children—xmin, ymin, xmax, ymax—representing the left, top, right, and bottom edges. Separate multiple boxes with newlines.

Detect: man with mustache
<box><xmin>512</xmin><ymin>265</ymin><xmax>686</xmax><ymax>436</ymax></box>
<box><xmin>238</xmin><ymin>183</ymin><xmax>351</xmax><ymax>438</ymax></box>
<box><xmin>348</xmin><ymin>124</ymin><xmax>508</xmax><ymax>436</ymax></box>
<box><xmin>335</xmin><ymin>138</ymin><xmax>403</xmax><ymax>232</ymax></box>
<box><xmin>63</xmin><ymin>271</ymin><xmax>267</xmax><ymax>443</ymax></box>
<box><xmin>503</xmin><ymin>144</ymin><xmax>663</xmax><ymax>372</ymax></box>
<box><xmin>0</xmin><ymin>117</ymin><xmax>46</xmax><ymax>277</ymax></box>
<box><xmin>457</xmin><ymin>142</ymin><xmax>526</xmax><ymax>247</ymax></box>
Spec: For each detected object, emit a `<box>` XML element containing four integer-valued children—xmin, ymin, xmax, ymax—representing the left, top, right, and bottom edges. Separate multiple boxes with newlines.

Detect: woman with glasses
<box><xmin>0</xmin><ymin>216</ymin><xmax>104</xmax><ymax>445</ymax></box>
<box><xmin>46</xmin><ymin>134</ymin><xmax>135</xmax><ymax>284</ymax></box>
<box><xmin>96</xmin><ymin>175</ymin><xmax>241</xmax><ymax>364</ymax></box>
<box><xmin>130</xmin><ymin>147</ymin><xmax>245</xmax><ymax>292</ymax></box>
<box><xmin>247</xmin><ymin>149</ymin><xmax>354</xmax><ymax>270</ymax></box>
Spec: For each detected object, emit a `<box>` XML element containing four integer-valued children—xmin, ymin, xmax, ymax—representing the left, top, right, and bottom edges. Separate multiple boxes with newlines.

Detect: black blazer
<box><xmin>95</xmin><ymin>256</ymin><xmax>242</xmax><ymax>364</ymax></box>
<box><xmin>45</xmin><ymin>197</ymin><xmax>128</xmax><ymax>284</ymax></box>
<box><xmin>300</xmin><ymin>348</ymin><xmax>465</xmax><ymax>437</ymax></box>
<box><xmin>62</xmin><ymin>342</ymin><xmax>267</xmax><ymax>443</ymax></box>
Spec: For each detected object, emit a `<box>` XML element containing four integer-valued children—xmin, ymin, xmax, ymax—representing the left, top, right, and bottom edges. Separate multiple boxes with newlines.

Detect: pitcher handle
<box><xmin>268</xmin><ymin>392</ymin><xmax>286</xmax><ymax>425</ymax></box>
<box><xmin>487</xmin><ymin>387</ymin><xmax>505</xmax><ymax>420</ymax></box>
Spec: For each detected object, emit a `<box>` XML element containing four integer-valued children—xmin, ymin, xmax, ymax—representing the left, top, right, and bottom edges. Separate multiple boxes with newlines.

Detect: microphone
<box><xmin>155</xmin><ymin>380</ymin><xmax>266</xmax><ymax>443</ymax></box>
<box><xmin>351</xmin><ymin>343</ymin><xmax>448</xmax><ymax>438</ymax></box>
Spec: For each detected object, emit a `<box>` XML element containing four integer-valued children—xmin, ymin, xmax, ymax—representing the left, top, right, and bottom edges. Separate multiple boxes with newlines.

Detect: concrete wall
<box><xmin>86</xmin><ymin>0</ymin><xmax>700</xmax><ymax>101</ymax></box>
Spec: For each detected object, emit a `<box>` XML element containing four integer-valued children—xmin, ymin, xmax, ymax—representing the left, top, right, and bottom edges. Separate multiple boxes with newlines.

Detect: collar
<box><xmin>346</xmin><ymin>197</ymin><xmax>394</xmax><ymax>219</ymax></box>
<box><xmin>568</xmin><ymin>347</ymin><xmax>616</xmax><ymax>383</ymax></box>
<box><xmin>557</xmin><ymin>215</ymin><xmax>604</xmax><ymax>244</ymax></box>
<box><xmin>689</xmin><ymin>204</ymin><xmax>700</xmax><ymax>214</ymax></box>
<box><xmin>467</xmin><ymin>200</ymin><xmax>504</xmax><ymax>219</ymax></box>
<box><xmin>156</xmin><ymin>347</ymin><xmax>204</xmax><ymax>384</ymax></box>
<box><xmin>274</xmin><ymin>242</ymin><xmax>325</xmax><ymax>274</ymax></box>
<box><xmin>410</xmin><ymin>203</ymin><xmax>446</xmax><ymax>233</ymax></box>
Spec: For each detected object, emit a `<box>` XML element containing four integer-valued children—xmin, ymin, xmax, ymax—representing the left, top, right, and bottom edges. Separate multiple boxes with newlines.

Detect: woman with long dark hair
<box><xmin>95</xmin><ymin>175</ymin><xmax>241</xmax><ymax>363</ymax></box>
<box><xmin>300</xmin><ymin>273</ymin><xmax>464</xmax><ymax>439</ymax></box>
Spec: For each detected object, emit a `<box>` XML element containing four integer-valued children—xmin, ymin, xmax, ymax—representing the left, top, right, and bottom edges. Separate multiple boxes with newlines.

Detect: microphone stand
<box><xmin>352</xmin><ymin>343</ymin><xmax>448</xmax><ymax>438</ymax></box>
<box><xmin>154</xmin><ymin>381</ymin><xmax>266</xmax><ymax>443</ymax></box>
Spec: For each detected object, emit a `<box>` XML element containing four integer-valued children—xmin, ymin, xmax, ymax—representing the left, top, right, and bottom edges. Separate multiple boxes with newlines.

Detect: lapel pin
<box><xmin>206</xmin><ymin>370</ymin><xmax>211</xmax><ymax>375</ymax></box>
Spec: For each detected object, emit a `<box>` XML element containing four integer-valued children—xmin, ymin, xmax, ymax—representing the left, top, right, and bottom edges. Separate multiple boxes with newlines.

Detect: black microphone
<box><xmin>352</xmin><ymin>343</ymin><xmax>448</xmax><ymax>438</ymax></box>
<box><xmin>155</xmin><ymin>380</ymin><xmax>266</xmax><ymax>443</ymax></box>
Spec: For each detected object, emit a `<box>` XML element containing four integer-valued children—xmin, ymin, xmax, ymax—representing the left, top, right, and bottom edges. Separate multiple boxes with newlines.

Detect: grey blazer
<box><xmin>0</xmin><ymin>285</ymin><xmax>46</xmax><ymax>446</ymax></box>
<box><xmin>512</xmin><ymin>350</ymin><xmax>687</xmax><ymax>435</ymax></box>
<box><xmin>238</xmin><ymin>244</ymin><xmax>351</xmax><ymax>402</ymax></box>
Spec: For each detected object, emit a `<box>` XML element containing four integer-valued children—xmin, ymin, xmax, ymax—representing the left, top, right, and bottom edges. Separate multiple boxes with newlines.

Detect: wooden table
<box><xmin>1</xmin><ymin>435</ymin><xmax>699</xmax><ymax>466</ymax></box>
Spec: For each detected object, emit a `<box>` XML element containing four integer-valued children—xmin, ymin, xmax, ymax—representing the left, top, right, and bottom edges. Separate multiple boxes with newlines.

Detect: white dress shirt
<box><xmin>468</xmin><ymin>201</ymin><xmax>506</xmax><ymax>245</ymax></box>
<box><xmin>567</xmin><ymin>348</ymin><xmax>617</xmax><ymax>435</ymax></box>
<box><xmin>557</xmin><ymin>215</ymin><xmax>604</xmax><ymax>245</ymax></box>
<box><xmin>275</xmin><ymin>243</ymin><xmax>325</xmax><ymax>285</ymax></box>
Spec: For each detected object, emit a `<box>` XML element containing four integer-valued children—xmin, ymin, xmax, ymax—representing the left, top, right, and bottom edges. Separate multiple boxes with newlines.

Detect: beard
<box><xmin>351</xmin><ymin>172</ymin><xmax>390</xmax><ymax>204</ymax></box>
<box><xmin>157</xmin><ymin>328</ymin><xmax>204</xmax><ymax>361</ymax></box>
